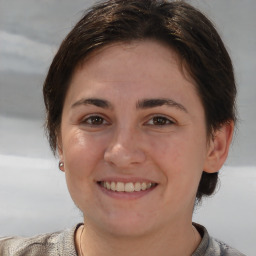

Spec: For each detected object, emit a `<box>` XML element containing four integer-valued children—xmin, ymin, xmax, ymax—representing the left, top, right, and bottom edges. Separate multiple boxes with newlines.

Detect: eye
<box><xmin>82</xmin><ymin>115</ymin><xmax>108</xmax><ymax>126</ymax></box>
<box><xmin>146</xmin><ymin>116</ymin><xmax>175</xmax><ymax>126</ymax></box>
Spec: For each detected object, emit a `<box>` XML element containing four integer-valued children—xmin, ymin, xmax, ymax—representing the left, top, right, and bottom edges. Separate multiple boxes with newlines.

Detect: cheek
<box><xmin>62</xmin><ymin>129</ymin><xmax>106</xmax><ymax>179</ymax></box>
<box><xmin>61</xmin><ymin>130</ymin><xmax>107</xmax><ymax>206</ymax></box>
<box><xmin>148</xmin><ymin>129</ymin><xmax>207</xmax><ymax>177</ymax></box>
<box><xmin>148</xmin><ymin>133</ymin><xmax>190</xmax><ymax>169</ymax></box>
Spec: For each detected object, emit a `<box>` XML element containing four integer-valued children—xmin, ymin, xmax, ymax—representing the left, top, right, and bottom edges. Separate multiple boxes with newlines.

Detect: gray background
<box><xmin>0</xmin><ymin>1</ymin><xmax>255</xmax><ymax>255</ymax></box>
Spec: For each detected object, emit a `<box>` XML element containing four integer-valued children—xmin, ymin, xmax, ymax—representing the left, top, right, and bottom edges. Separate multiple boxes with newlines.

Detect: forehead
<box><xmin>73</xmin><ymin>40</ymin><xmax>195</xmax><ymax>90</ymax></box>
<box><xmin>63</xmin><ymin>40</ymin><xmax>206</xmax><ymax>128</ymax></box>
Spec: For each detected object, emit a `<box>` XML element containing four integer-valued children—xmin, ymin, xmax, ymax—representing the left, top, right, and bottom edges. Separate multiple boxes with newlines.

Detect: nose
<box><xmin>104</xmin><ymin>128</ymin><xmax>146</xmax><ymax>169</ymax></box>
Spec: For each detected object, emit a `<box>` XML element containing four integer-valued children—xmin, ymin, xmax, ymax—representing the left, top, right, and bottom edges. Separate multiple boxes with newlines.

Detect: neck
<box><xmin>76</xmin><ymin>220</ymin><xmax>201</xmax><ymax>256</ymax></box>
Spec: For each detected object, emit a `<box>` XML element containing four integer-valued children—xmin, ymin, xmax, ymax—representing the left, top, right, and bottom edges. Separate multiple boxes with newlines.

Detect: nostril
<box><xmin>104</xmin><ymin>145</ymin><xmax>146</xmax><ymax>168</ymax></box>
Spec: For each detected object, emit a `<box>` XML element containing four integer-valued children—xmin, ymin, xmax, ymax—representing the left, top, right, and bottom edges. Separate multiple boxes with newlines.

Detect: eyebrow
<box><xmin>136</xmin><ymin>98</ymin><xmax>188</xmax><ymax>113</ymax></box>
<box><xmin>71</xmin><ymin>98</ymin><xmax>112</xmax><ymax>109</ymax></box>
<box><xmin>71</xmin><ymin>97</ymin><xmax>187</xmax><ymax>113</ymax></box>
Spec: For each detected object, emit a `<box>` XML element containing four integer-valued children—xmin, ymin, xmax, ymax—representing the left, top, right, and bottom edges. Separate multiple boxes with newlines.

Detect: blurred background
<box><xmin>0</xmin><ymin>0</ymin><xmax>255</xmax><ymax>255</ymax></box>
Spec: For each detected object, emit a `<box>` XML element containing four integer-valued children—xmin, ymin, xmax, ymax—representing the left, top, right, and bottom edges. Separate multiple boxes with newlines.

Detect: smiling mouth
<box><xmin>98</xmin><ymin>181</ymin><xmax>158</xmax><ymax>193</ymax></box>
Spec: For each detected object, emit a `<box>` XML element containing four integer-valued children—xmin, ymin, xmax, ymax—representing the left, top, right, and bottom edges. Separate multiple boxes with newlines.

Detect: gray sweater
<box><xmin>0</xmin><ymin>223</ymin><xmax>245</xmax><ymax>256</ymax></box>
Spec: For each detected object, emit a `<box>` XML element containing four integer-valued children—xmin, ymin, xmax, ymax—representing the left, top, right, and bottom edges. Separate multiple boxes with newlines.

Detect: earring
<box><xmin>59</xmin><ymin>161</ymin><xmax>64</xmax><ymax>170</ymax></box>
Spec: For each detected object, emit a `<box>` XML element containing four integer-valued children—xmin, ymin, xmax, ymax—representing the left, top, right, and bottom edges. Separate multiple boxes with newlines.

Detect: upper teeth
<box><xmin>101</xmin><ymin>181</ymin><xmax>154</xmax><ymax>192</ymax></box>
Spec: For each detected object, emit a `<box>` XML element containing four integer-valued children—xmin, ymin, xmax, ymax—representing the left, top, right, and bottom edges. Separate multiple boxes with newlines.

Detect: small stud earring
<box><xmin>59</xmin><ymin>161</ymin><xmax>64</xmax><ymax>170</ymax></box>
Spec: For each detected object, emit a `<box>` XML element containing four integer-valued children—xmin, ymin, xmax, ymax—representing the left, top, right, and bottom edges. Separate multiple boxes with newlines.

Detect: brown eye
<box><xmin>152</xmin><ymin>116</ymin><xmax>172</xmax><ymax>125</ymax></box>
<box><xmin>84</xmin><ymin>116</ymin><xmax>106</xmax><ymax>125</ymax></box>
<box><xmin>144</xmin><ymin>115</ymin><xmax>175</xmax><ymax>127</ymax></box>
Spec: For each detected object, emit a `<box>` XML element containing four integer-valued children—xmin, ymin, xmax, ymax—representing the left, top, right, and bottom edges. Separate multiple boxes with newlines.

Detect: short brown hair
<box><xmin>43</xmin><ymin>0</ymin><xmax>236</xmax><ymax>202</ymax></box>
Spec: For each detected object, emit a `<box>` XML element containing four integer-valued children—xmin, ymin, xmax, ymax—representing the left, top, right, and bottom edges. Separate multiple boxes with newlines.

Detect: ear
<box><xmin>57</xmin><ymin>135</ymin><xmax>65</xmax><ymax>172</ymax></box>
<box><xmin>204</xmin><ymin>121</ymin><xmax>234</xmax><ymax>173</ymax></box>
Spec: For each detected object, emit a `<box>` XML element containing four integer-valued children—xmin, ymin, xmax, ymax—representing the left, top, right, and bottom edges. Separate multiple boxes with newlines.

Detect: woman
<box><xmin>0</xmin><ymin>0</ymin><xmax>245</xmax><ymax>255</ymax></box>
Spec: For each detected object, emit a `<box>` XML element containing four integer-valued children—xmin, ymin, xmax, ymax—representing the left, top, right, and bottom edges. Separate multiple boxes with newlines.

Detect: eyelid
<box><xmin>144</xmin><ymin>114</ymin><xmax>176</xmax><ymax>126</ymax></box>
<box><xmin>80</xmin><ymin>113</ymin><xmax>111</xmax><ymax>125</ymax></box>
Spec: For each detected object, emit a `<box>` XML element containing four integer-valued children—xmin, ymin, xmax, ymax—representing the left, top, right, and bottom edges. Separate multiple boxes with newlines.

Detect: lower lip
<box><xmin>97</xmin><ymin>183</ymin><xmax>157</xmax><ymax>200</ymax></box>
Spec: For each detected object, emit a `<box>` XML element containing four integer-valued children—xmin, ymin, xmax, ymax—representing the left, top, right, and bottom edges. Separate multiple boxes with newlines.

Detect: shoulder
<box><xmin>0</xmin><ymin>225</ymin><xmax>79</xmax><ymax>256</ymax></box>
<box><xmin>193</xmin><ymin>223</ymin><xmax>246</xmax><ymax>256</ymax></box>
<box><xmin>0</xmin><ymin>232</ymin><xmax>61</xmax><ymax>256</ymax></box>
<box><xmin>208</xmin><ymin>237</ymin><xmax>246</xmax><ymax>256</ymax></box>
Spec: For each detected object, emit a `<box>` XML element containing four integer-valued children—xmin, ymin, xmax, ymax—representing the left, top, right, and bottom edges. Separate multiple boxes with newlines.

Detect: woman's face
<box><xmin>59</xmin><ymin>40</ymin><xmax>213</xmax><ymax>236</ymax></box>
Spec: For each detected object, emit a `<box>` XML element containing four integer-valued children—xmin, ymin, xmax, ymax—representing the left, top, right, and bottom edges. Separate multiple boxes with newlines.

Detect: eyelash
<box><xmin>145</xmin><ymin>115</ymin><xmax>175</xmax><ymax>126</ymax></box>
<box><xmin>81</xmin><ymin>115</ymin><xmax>109</xmax><ymax>126</ymax></box>
<box><xmin>81</xmin><ymin>114</ymin><xmax>175</xmax><ymax>127</ymax></box>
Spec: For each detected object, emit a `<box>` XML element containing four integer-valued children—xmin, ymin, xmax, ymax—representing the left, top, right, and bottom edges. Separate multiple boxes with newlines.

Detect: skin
<box><xmin>58</xmin><ymin>40</ymin><xmax>233</xmax><ymax>256</ymax></box>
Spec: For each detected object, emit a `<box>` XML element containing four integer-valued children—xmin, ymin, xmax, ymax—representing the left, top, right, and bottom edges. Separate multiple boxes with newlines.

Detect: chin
<box><xmin>104</xmin><ymin>222</ymin><xmax>153</xmax><ymax>238</ymax></box>
<box><xmin>89</xmin><ymin>211</ymin><xmax>157</xmax><ymax>237</ymax></box>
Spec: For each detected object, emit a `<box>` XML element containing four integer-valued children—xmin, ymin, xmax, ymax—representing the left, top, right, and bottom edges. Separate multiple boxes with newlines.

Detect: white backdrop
<box><xmin>0</xmin><ymin>1</ymin><xmax>255</xmax><ymax>255</ymax></box>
